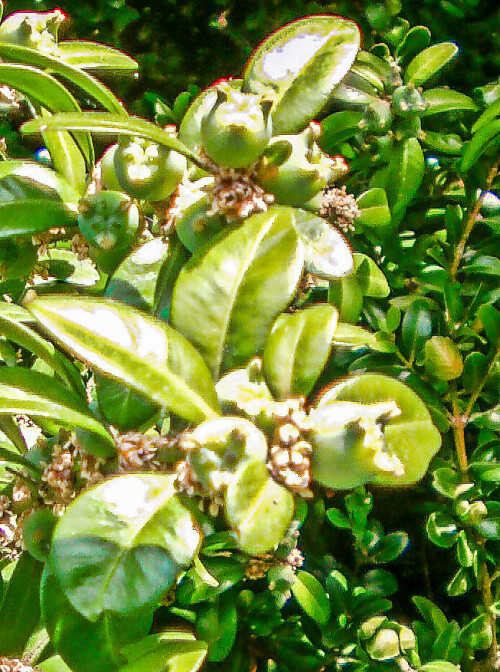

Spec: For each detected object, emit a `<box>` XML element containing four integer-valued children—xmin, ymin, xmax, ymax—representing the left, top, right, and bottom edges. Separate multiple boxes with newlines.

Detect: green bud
<box><xmin>424</xmin><ymin>336</ymin><xmax>464</xmax><ymax>381</ymax></box>
<box><xmin>22</xmin><ymin>508</ymin><xmax>56</xmax><ymax>562</ymax></box>
<box><xmin>201</xmin><ymin>84</ymin><xmax>273</xmax><ymax>168</ymax></box>
<box><xmin>113</xmin><ymin>135</ymin><xmax>186</xmax><ymax>201</ymax></box>
<box><xmin>258</xmin><ymin>123</ymin><xmax>348</xmax><ymax>206</ymax></box>
<box><xmin>78</xmin><ymin>191</ymin><xmax>140</xmax><ymax>252</ymax></box>
<box><xmin>173</xmin><ymin>177</ymin><xmax>225</xmax><ymax>252</ymax></box>
<box><xmin>363</xmin><ymin>98</ymin><xmax>393</xmax><ymax>131</ymax></box>
<box><xmin>0</xmin><ymin>9</ymin><xmax>64</xmax><ymax>54</ymax></box>
<box><xmin>391</xmin><ymin>84</ymin><xmax>426</xmax><ymax>116</ymax></box>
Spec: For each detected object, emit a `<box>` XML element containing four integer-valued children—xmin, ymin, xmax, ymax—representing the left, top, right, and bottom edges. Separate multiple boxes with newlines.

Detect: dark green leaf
<box><xmin>196</xmin><ymin>592</ymin><xmax>237</xmax><ymax>662</ymax></box>
<box><xmin>401</xmin><ymin>299</ymin><xmax>433</xmax><ymax>360</ymax></box>
<box><xmin>412</xmin><ymin>596</ymin><xmax>448</xmax><ymax>634</ymax></box>
<box><xmin>458</xmin><ymin>613</ymin><xmax>493</xmax><ymax>650</ymax></box>
<box><xmin>319</xmin><ymin>110</ymin><xmax>364</xmax><ymax>148</ymax></box>
<box><xmin>0</xmin><ymin>553</ymin><xmax>43</xmax><ymax>656</ymax></box>
<box><xmin>50</xmin><ymin>473</ymin><xmax>202</xmax><ymax>621</ymax></box>
<box><xmin>27</xmin><ymin>295</ymin><xmax>219</xmax><ymax>424</ymax></box>
<box><xmin>446</xmin><ymin>567</ymin><xmax>473</xmax><ymax>596</ymax></box>
<box><xmin>421</xmin><ymin>131</ymin><xmax>463</xmax><ymax>155</ymax></box>
<box><xmin>243</xmin><ymin>16</ymin><xmax>360</xmax><ymax>134</ymax></box>
<box><xmin>461</xmin><ymin>119</ymin><xmax>500</xmax><ymax>172</ymax></box>
<box><xmin>291</xmin><ymin>570</ymin><xmax>331</xmax><ymax>625</ymax></box>
<box><xmin>426</xmin><ymin>512</ymin><xmax>459</xmax><ymax>548</ymax></box>
<box><xmin>120</xmin><ymin>633</ymin><xmax>207</xmax><ymax>672</ymax></box>
<box><xmin>432</xmin><ymin>621</ymin><xmax>460</xmax><ymax>663</ymax></box>
<box><xmin>477</xmin><ymin>303</ymin><xmax>500</xmax><ymax>346</ymax></box>
<box><xmin>326</xmin><ymin>506</ymin><xmax>350</xmax><ymax>529</ymax></box>
<box><xmin>171</xmin><ymin>207</ymin><xmax>304</xmax><ymax>378</ymax></box>
<box><xmin>374</xmin><ymin>531</ymin><xmax>409</xmax><ymax>562</ymax></box>
<box><xmin>472</xmin><ymin>97</ymin><xmax>500</xmax><ymax>133</ymax></box>
<box><xmin>463</xmin><ymin>255</ymin><xmax>500</xmax><ymax>276</ymax></box>
<box><xmin>385</xmin><ymin>138</ymin><xmax>425</xmax><ymax>226</ymax></box>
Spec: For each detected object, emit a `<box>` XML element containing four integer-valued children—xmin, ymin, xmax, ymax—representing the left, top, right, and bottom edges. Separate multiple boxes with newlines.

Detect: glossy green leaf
<box><xmin>171</xmin><ymin>207</ymin><xmax>304</xmax><ymax>378</ymax></box>
<box><xmin>426</xmin><ymin>512</ymin><xmax>459</xmax><ymax>548</ymax></box>
<box><xmin>355</xmin><ymin>188</ymin><xmax>392</xmax><ymax>235</ymax></box>
<box><xmin>0</xmin><ymin>553</ymin><xmax>43</xmax><ymax>656</ymax></box>
<box><xmin>319</xmin><ymin>110</ymin><xmax>364</xmax><ymax>149</ymax></box>
<box><xmin>420</xmin><ymin>663</ymin><xmax>459</xmax><ymax>672</ymax></box>
<box><xmin>0</xmin><ymin>200</ymin><xmax>77</xmax><ymax>237</ymax></box>
<box><xmin>21</xmin><ymin>112</ymin><xmax>200</xmax><ymax>165</ymax></box>
<box><xmin>57</xmin><ymin>40</ymin><xmax>138</xmax><ymax>73</ymax></box>
<box><xmin>27</xmin><ymin>295</ymin><xmax>219</xmax><ymax>424</ymax></box>
<box><xmin>263</xmin><ymin>304</ymin><xmax>338</xmax><ymax>399</ymax></box>
<box><xmin>477</xmin><ymin>303</ymin><xmax>500</xmax><ymax>346</ymax></box>
<box><xmin>354</xmin><ymin>254</ymin><xmax>389</xmax><ymax>298</ymax></box>
<box><xmin>0</xmin><ymin>43</ymin><xmax>127</xmax><ymax>115</ymax></box>
<box><xmin>455</xmin><ymin>530</ymin><xmax>474</xmax><ymax>567</ymax></box>
<box><xmin>292</xmin><ymin>209</ymin><xmax>353</xmax><ymax>279</ymax></box>
<box><xmin>332</xmin><ymin>323</ymin><xmax>382</xmax><ymax>349</ymax></box>
<box><xmin>446</xmin><ymin>567</ymin><xmax>473</xmax><ymax>596</ymax></box>
<box><xmin>196</xmin><ymin>592</ymin><xmax>237</xmax><ymax>662</ymax></box>
<box><xmin>395</xmin><ymin>25</ymin><xmax>431</xmax><ymax>63</ymax></box>
<box><xmin>463</xmin><ymin>255</ymin><xmax>500</xmax><ymax>276</ymax></box>
<box><xmin>401</xmin><ymin>299</ymin><xmax>433</xmax><ymax>361</ymax></box>
<box><xmin>432</xmin><ymin>621</ymin><xmax>460</xmax><ymax>663</ymax></box>
<box><xmin>50</xmin><ymin>473</ymin><xmax>202</xmax><ymax>620</ymax></box>
<box><xmin>461</xmin><ymin>119</ymin><xmax>500</xmax><ymax>172</ymax></box>
<box><xmin>0</xmin><ymin>312</ymin><xmax>84</xmax><ymax>395</ymax></box>
<box><xmin>0</xmin><ymin>64</ymin><xmax>93</xmax><ymax>165</ymax></box>
<box><xmin>412</xmin><ymin>596</ymin><xmax>448</xmax><ymax>633</ymax></box>
<box><xmin>292</xmin><ymin>570</ymin><xmax>331</xmax><ymax>625</ymax></box>
<box><xmin>374</xmin><ymin>532</ymin><xmax>409</xmax><ymax>562</ymax></box>
<box><xmin>37</xmin><ymin>656</ymin><xmax>73</xmax><ymax>672</ymax></box>
<box><xmin>94</xmin><ymin>373</ymin><xmax>160</xmax><ymax>432</ymax></box>
<box><xmin>385</xmin><ymin>138</ymin><xmax>425</xmax><ymax>226</ymax></box>
<box><xmin>42</xmin><ymin>564</ymin><xmax>153</xmax><ymax>672</ymax></box>
<box><xmin>471</xmin><ymin>97</ymin><xmax>500</xmax><ymax>133</ymax></box>
<box><xmin>458</xmin><ymin>613</ymin><xmax>493</xmax><ymax>650</ymax></box>
<box><xmin>106</xmin><ymin>239</ymin><xmax>170</xmax><ymax>312</ymax></box>
<box><xmin>225</xmin><ymin>460</ymin><xmax>294</xmax><ymax>555</ymax></box>
<box><xmin>421</xmin><ymin>131</ymin><xmax>463</xmax><ymax>155</ymax></box>
<box><xmin>40</xmin><ymin>110</ymin><xmax>87</xmax><ymax>196</ymax></box>
<box><xmin>404</xmin><ymin>42</ymin><xmax>458</xmax><ymax>87</ymax></box>
<box><xmin>120</xmin><ymin>633</ymin><xmax>207</xmax><ymax>672</ymax></box>
<box><xmin>0</xmin><ymin>367</ymin><xmax>115</xmax><ymax>456</ymax></box>
<box><xmin>243</xmin><ymin>15</ymin><xmax>360</xmax><ymax>134</ymax></box>
<box><xmin>421</xmin><ymin>88</ymin><xmax>477</xmax><ymax>116</ymax></box>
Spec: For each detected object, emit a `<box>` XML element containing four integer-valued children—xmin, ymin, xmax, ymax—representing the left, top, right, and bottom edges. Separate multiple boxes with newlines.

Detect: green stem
<box><xmin>451</xmin><ymin>385</ymin><xmax>468</xmax><ymax>479</ymax></box>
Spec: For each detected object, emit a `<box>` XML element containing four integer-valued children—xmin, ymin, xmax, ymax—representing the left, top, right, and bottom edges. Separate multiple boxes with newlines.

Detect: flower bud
<box><xmin>113</xmin><ymin>135</ymin><xmax>186</xmax><ymax>201</ymax></box>
<box><xmin>258</xmin><ymin>123</ymin><xmax>348</xmax><ymax>206</ymax></box>
<box><xmin>0</xmin><ymin>10</ymin><xmax>65</xmax><ymax>55</ymax></box>
<box><xmin>391</xmin><ymin>84</ymin><xmax>426</xmax><ymax>116</ymax></box>
<box><xmin>201</xmin><ymin>84</ymin><xmax>273</xmax><ymax>168</ymax></box>
<box><xmin>424</xmin><ymin>336</ymin><xmax>464</xmax><ymax>381</ymax></box>
<box><xmin>173</xmin><ymin>177</ymin><xmax>225</xmax><ymax>252</ymax></box>
<box><xmin>365</xmin><ymin>628</ymin><xmax>401</xmax><ymax>661</ymax></box>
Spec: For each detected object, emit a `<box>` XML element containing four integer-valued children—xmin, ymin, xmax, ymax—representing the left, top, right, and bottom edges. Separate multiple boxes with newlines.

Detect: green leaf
<box><xmin>432</xmin><ymin>621</ymin><xmax>460</xmax><ymax>663</ymax></box>
<box><xmin>419</xmin><ymin>663</ymin><xmax>459</xmax><ymax>672</ymax></box>
<box><xmin>332</xmin><ymin>323</ymin><xmax>381</xmax><ymax>349</ymax></box>
<box><xmin>263</xmin><ymin>304</ymin><xmax>338</xmax><ymax>399</ymax></box>
<box><xmin>292</xmin><ymin>210</ymin><xmax>353</xmax><ymax>279</ymax></box>
<box><xmin>421</xmin><ymin>88</ymin><xmax>477</xmax><ymax>115</ymax></box>
<box><xmin>0</xmin><ymin>312</ymin><xmax>84</xmax><ymax>395</ymax></box>
<box><xmin>385</xmin><ymin>138</ymin><xmax>425</xmax><ymax>226</ymax></box>
<box><xmin>472</xmin><ymin>97</ymin><xmax>500</xmax><ymax>133</ymax></box>
<box><xmin>0</xmin><ymin>553</ymin><xmax>43</xmax><ymax>656</ymax></box>
<box><xmin>94</xmin><ymin>374</ymin><xmax>160</xmax><ymax>433</ymax></box>
<box><xmin>374</xmin><ymin>532</ymin><xmax>409</xmax><ymax>562</ymax></box>
<box><xmin>426</xmin><ymin>512</ymin><xmax>459</xmax><ymax>548</ymax></box>
<box><xmin>0</xmin><ymin>367</ymin><xmax>115</xmax><ymax>456</ymax></box>
<box><xmin>461</xmin><ymin>119</ymin><xmax>500</xmax><ymax>172</ymax></box>
<box><xmin>447</xmin><ymin>567</ymin><xmax>473</xmax><ymax>597</ymax></box>
<box><xmin>40</xmin><ymin>109</ymin><xmax>87</xmax><ymax>196</ymax></box>
<box><xmin>243</xmin><ymin>15</ymin><xmax>360</xmax><ymax>134</ymax></box>
<box><xmin>0</xmin><ymin>199</ymin><xmax>78</xmax><ymax>237</ymax></box>
<box><xmin>455</xmin><ymin>530</ymin><xmax>474</xmax><ymax>567</ymax></box>
<box><xmin>42</xmin><ymin>564</ymin><xmax>153</xmax><ymax>672</ymax></box>
<box><xmin>319</xmin><ymin>110</ymin><xmax>364</xmax><ymax>148</ymax></box>
<box><xmin>404</xmin><ymin>42</ymin><xmax>459</xmax><ymax>87</ymax></box>
<box><xmin>50</xmin><ymin>473</ymin><xmax>202</xmax><ymax>621</ymax></box>
<box><xmin>120</xmin><ymin>633</ymin><xmax>207</xmax><ymax>672</ymax></box>
<box><xmin>171</xmin><ymin>207</ymin><xmax>304</xmax><ymax>378</ymax></box>
<box><xmin>412</xmin><ymin>596</ymin><xmax>448</xmax><ymax>634</ymax></box>
<box><xmin>37</xmin><ymin>656</ymin><xmax>73</xmax><ymax>672</ymax></box>
<box><xmin>477</xmin><ymin>303</ymin><xmax>500</xmax><ymax>346</ymax></box>
<box><xmin>0</xmin><ymin>43</ymin><xmax>127</xmax><ymax>115</ymax></box>
<box><xmin>395</xmin><ymin>25</ymin><xmax>431</xmax><ymax>62</ymax></box>
<box><xmin>401</xmin><ymin>299</ymin><xmax>433</xmax><ymax>361</ymax></box>
<box><xmin>421</xmin><ymin>131</ymin><xmax>463</xmax><ymax>155</ymax></box>
<box><xmin>463</xmin><ymin>255</ymin><xmax>500</xmax><ymax>276</ymax></box>
<box><xmin>196</xmin><ymin>592</ymin><xmax>237</xmax><ymax>662</ymax></box>
<box><xmin>459</xmin><ymin>613</ymin><xmax>493</xmax><ymax>651</ymax></box>
<box><xmin>27</xmin><ymin>295</ymin><xmax>219</xmax><ymax>425</ymax></box>
<box><xmin>355</xmin><ymin>188</ymin><xmax>393</xmax><ymax>236</ymax></box>
<box><xmin>225</xmin><ymin>460</ymin><xmax>294</xmax><ymax>555</ymax></box>
<box><xmin>57</xmin><ymin>41</ymin><xmax>139</xmax><ymax>73</ymax></box>
<box><xmin>326</xmin><ymin>506</ymin><xmax>350</xmax><ymax>529</ymax></box>
<box><xmin>354</xmin><ymin>254</ymin><xmax>389</xmax><ymax>298</ymax></box>
<box><xmin>21</xmin><ymin>112</ymin><xmax>200</xmax><ymax>165</ymax></box>
<box><xmin>291</xmin><ymin>570</ymin><xmax>331</xmax><ymax>626</ymax></box>
<box><xmin>431</xmin><ymin>467</ymin><xmax>461</xmax><ymax>498</ymax></box>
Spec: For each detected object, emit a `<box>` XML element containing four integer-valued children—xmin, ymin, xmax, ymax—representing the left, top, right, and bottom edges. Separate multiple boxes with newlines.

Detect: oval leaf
<box><xmin>58</xmin><ymin>40</ymin><xmax>139</xmax><ymax>73</ymax></box>
<box><xmin>50</xmin><ymin>473</ymin><xmax>202</xmax><ymax>620</ymax></box>
<box><xmin>404</xmin><ymin>42</ymin><xmax>459</xmax><ymax>87</ymax></box>
<box><xmin>263</xmin><ymin>304</ymin><xmax>338</xmax><ymax>398</ymax></box>
<box><xmin>291</xmin><ymin>570</ymin><xmax>331</xmax><ymax>625</ymax></box>
<box><xmin>27</xmin><ymin>295</ymin><xmax>219</xmax><ymax>424</ymax></box>
<box><xmin>385</xmin><ymin>138</ymin><xmax>424</xmax><ymax>226</ymax></box>
<box><xmin>243</xmin><ymin>15</ymin><xmax>360</xmax><ymax>134</ymax></box>
<box><xmin>171</xmin><ymin>207</ymin><xmax>304</xmax><ymax>378</ymax></box>
<box><xmin>421</xmin><ymin>88</ymin><xmax>477</xmax><ymax>116</ymax></box>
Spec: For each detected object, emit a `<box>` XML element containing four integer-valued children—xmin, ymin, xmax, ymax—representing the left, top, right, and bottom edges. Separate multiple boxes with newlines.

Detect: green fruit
<box><xmin>258</xmin><ymin>124</ymin><xmax>348</xmax><ymax>206</ymax></box>
<box><xmin>391</xmin><ymin>84</ymin><xmax>426</xmax><ymax>116</ymax></box>
<box><xmin>113</xmin><ymin>136</ymin><xmax>186</xmax><ymax>201</ymax></box>
<box><xmin>173</xmin><ymin>177</ymin><xmax>225</xmax><ymax>252</ymax></box>
<box><xmin>22</xmin><ymin>507</ymin><xmax>56</xmax><ymax>562</ymax></box>
<box><xmin>309</xmin><ymin>373</ymin><xmax>441</xmax><ymax>488</ymax></box>
<box><xmin>78</xmin><ymin>190</ymin><xmax>140</xmax><ymax>253</ymax></box>
<box><xmin>0</xmin><ymin>237</ymin><xmax>37</xmax><ymax>282</ymax></box>
<box><xmin>201</xmin><ymin>85</ymin><xmax>272</xmax><ymax>168</ymax></box>
<box><xmin>99</xmin><ymin>143</ymin><xmax>122</xmax><ymax>191</ymax></box>
<box><xmin>424</xmin><ymin>336</ymin><xmax>464</xmax><ymax>381</ymax></box>
<box><xmin>0</xmin><ymin>9</ymin><xmax>64</xmax><ymax>54</ymax></box>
